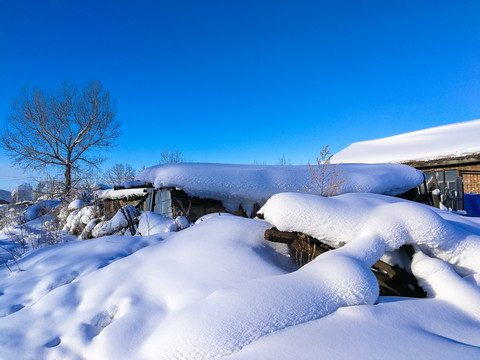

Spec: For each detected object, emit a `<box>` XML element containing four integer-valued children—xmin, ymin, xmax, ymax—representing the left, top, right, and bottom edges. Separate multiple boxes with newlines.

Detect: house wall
<box><xmin>150</xmin><ymin>188</ymin><xmax>259</xmax><ymax>222</ymax></box>
<box><xmin>458</xmin><ymin>165</ymin><xmax>480</xmax><ymax>194</ymax></box>
<box><xmin>170</xmin><ymin>188</ymin><xmax>257</xmax><ymax>222</ymax></box>
<box><xmin>420</xmin><ymin>164</ymin><xmax>480</xmax><ymax>194</ymax></box>
<box><xmin>405</xmin><ymin>160</ymin><xmax>480</xmax><ymax>214</ymax></box>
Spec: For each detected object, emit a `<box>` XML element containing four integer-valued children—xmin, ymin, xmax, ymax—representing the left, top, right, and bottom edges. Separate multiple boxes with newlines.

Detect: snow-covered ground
<box><xmin>1</xmin><ymin>192</ymin><xmax>479</xmax><ymax>359</ymax></box>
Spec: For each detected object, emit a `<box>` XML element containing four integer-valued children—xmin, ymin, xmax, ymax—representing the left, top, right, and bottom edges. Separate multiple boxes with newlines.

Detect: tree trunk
<box><xmin>65</xmin><ymin>163</ymin><xmax>72</xmax><ymax>194</ymax></box>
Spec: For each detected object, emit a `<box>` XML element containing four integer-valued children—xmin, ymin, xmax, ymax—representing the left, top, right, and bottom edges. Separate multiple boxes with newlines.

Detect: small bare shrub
<box><xmin>306</xmin><ymin>145</ymin><xmax>345</xmax><ymax>197</ymax></box>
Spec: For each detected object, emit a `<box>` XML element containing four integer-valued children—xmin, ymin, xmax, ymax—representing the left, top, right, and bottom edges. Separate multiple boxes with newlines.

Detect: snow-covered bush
<box><xmin>24</xmin><ymin>200</ymin><xmax>61</xmax><ymax>222</ymax></box>
<box><xmin>0</xmin><ymin>204</ymin><xmax>26</xmax><ymax>230</ymax></box>
<box><xmin>0</xmin><ymin>201</ymin><xmax>64</xmax><ymax>269</ymax></box>
<box><xmin>79</xmin><ymin>218</ymin><xmax>103</xmax><ymax>240</ymax></box>
<box><xmin>63</xmin><ymin>205</ymin><xmax>100</xmax><ymax>235</ymax></box>
<box><xmin>67</xmin><ymin>199</ymin><xmax>85</xmax><ymax>211</ymax></box>
<box><xmin>91</xmin><ymin>205</ymin><xmax>138</xmax><ymax>238</ymax></box>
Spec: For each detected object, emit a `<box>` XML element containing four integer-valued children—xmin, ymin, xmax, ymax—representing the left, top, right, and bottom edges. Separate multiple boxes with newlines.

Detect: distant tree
<box><xmin>160</xmin><ymin>149</ymin><xmax>183</xmax><ymax>164</ymax></box>
<box><xmin>1</xmin><ymin>80</ymin><xmax>120</xmax><ymax>194</ymax></box>
<box><xmin>277</xmin><ymin>154</ymin><xmax>291</xmax><ymax>166</ymax></box>
<box><xmin>103</xmin><ymin>163</ymin><xmax>136</xmax><ymax>186</ymax></box>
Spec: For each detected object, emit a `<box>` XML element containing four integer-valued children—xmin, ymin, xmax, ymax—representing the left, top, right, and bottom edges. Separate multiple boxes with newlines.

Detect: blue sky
<box><xmin>1</xmin><ymin>0</ymin><xmax>479</xmax><ymax>190</ymax></box>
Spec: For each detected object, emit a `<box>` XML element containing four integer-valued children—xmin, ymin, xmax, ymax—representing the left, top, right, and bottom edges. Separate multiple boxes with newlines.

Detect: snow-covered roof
<box><xmin>96</xmin><ymin>188</ymin><xmax>148</xmax><ymax>200</ymax></box>
<box><xmin>332</xmin><ymin>119</ymin><xmax>480</xmax><ymax>164</ymax></box>
<box><xmin>136</xmin><ymin>163</ymin><xmax>424</xmax><ymax>211</ymax></box>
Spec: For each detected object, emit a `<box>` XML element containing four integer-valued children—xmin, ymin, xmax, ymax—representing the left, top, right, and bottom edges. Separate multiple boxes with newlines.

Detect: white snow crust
<box><xmin>332</xmin><ymin>119</ymin><xmax>480</xmax><ymax>164</ymax></box>
<box><xmin>95</xmin><ymin>188</ymin><xmax>147</xmax><ymax>200</ymax></box>
<box><xmin>136</xmin><ymin>163</ymin><xmax>424</xmax><ymax>213</ymax></box>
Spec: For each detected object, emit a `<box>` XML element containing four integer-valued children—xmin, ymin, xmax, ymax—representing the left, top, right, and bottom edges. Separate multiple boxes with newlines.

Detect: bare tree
<box><xmin>160</xmin><ymin>149</ymin><xmax>183</xmax><ymax>164</ymax></box>
<box><xmin>1</xmin><ymin>80</ymin><xmax>121</xmax><ymax>194</ymax></box>
<box><xmin>103</xmin><ymin>163</ymin><xmax>136</xmax><ymax>186</ymax></box>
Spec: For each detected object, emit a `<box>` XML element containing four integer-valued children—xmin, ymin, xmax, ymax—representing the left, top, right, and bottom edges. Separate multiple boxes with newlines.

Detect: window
<box><xmin>425</xmin><ymin>170</ymin><xmax>459</xmax><ymax>193</ymax></box>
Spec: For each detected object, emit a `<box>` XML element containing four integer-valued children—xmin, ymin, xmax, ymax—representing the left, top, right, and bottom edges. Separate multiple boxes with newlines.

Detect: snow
<box><xmin>24</xmin><ymin>200</ymin><xmax>60</xmax><ymax>222</ymax></box>
<box><xmin>332</xmin><ymin>119</ymin><xmax>480</xmax><ymax>164</ymax></box>
<box><xmin>411</xmin><ymin>251</ymin><xmax>480</xmax><ymax>320</ymax></box>
<box><xmin>67</xmin><ymin>199</ymin><xmax>84</xmax><ymax>211</ymax></box>
<box><xmin>95</xmin><ymin>188</ymin><xmax>148</xmax><ymax>200</ymax></box>
<box><xmin>91</xmin><ymin>205</ymin><xmax>136</xmax><ymax>237</ymax></box>
<box><xmin>117</xmin><ymin>180</ymin><xmax>148</xmax><ymax>189</ymax></box>
<box><xmin>63</xmin><ymin>206</ymin><xmax>98</xmax><ymax>234</ymax></box>
<box><xmin>137</xmin><ymin>211</ymin><xmax>178</xmax><ymax>235</ymax></box>
<box><xmin>0</xmin><ymin>191</ymin><xmax>479</xmax><ymax>358</ymax></box>
<box><xmin>136</xmin><ymin>163</ymin><xmax>424</xmax><ymax>214</ymax></box>
<box><xmin>258</xmin><ymin>192</ymin><xmax>480</xmax><ymax>276</ymax></box>
<box><xmin>141</xmin><ymin>232</ymin><xmax>380</xmax><ymax>359</ymax></box>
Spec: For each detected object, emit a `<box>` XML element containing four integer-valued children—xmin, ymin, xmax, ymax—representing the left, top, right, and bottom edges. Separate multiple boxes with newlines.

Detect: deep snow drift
<box><xmin>0</xmin><ymin>193</ymin><xmax>479</xmax><ymax>359</ymax></box>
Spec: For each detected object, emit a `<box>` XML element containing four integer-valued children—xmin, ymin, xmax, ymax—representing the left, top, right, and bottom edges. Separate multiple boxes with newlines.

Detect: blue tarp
<box><xmin>464</xmin><ymin>193</ymin><xmax>480</xmax><ymax>217</ymax></box>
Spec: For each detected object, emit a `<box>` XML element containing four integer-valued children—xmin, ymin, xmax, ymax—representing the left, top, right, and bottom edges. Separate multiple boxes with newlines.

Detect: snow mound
<box><xmin>412</xmin><ymin>251</ymin><xmax>480</xmax><ymax>320</ymax></box>
<box><xmin>258</xmin><ymin>192</ymin><xmax>480</xmax><ymax>276</ymax></box>
<box><xmin>137</xmin><ymin>211</ymin><xmax>177</xmax><ymax>235</ymax></box>
<box><xmin>332</xmin><ymin>119</ymin><xmax>480</xmax><ymax>164</ymax></box>
<box><xmin>142</xmin><ymin>233</ymin><xmax>380</xmax><ymax>358</ymax></box>
<box><xmin>136</xmin><ymin>163</ymin><xmax>424</xmax><ymax>213</ymax></box>
<box><xmin>67</xmin><ymin>199</ymin><xmax>84</xmax><ymax>211</ymax></box>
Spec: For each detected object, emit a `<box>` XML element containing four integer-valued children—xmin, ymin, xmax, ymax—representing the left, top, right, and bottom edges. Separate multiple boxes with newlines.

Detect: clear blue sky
<box><xmin>1</xmin><ymin>0</ymin><xmax>479</xmax><ymax>190</ymax></box>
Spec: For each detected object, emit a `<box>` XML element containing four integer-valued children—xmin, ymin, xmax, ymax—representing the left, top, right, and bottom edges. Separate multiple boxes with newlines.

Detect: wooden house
<box><xmin>403</xmin><ymin>155</ymin><xmax>480</xmax><ymax>213</ymax></box>
<box><xmin>332</xmin><ymin>119</ymin><xmax>480</xmax><ymax>215</ymax></box>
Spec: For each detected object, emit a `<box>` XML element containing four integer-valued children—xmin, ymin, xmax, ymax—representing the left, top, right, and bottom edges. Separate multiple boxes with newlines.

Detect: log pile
<box><xmin>265</xmin><ymin>228</ymin><xmax>426</xmax><ymax>298</ymax></box>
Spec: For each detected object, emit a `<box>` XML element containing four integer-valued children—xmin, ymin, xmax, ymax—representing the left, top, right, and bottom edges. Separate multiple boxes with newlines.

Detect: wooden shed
<box><xmin>95</xmin><ymin>185</ymin><xmax>151</xmax><ymax>218</ymax></box>
<box><xmin>144</xmin><ymin>187</ymin><xmax>259</xmax><ymax>223</ymax></box>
